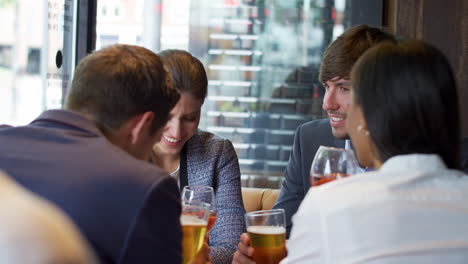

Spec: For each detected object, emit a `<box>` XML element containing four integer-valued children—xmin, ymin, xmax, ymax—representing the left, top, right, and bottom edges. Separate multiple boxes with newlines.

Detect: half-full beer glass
<box><xmin>181</xmin><ymin>200</ymin><xmax>210</xmax><ymax>264</ymax></box>
<box><xmin>245</xmin><ymin>209</ymin><xmax>286</xmax><ymax>264</ymax></box>
<box><xmin>181</xmin><ymin>185</ymin><xmax>217</xmax><ymax>232</ymax></box>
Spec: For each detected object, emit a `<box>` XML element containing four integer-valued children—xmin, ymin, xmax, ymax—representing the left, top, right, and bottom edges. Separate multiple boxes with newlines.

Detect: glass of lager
<box><xmin>181</xmin><ymin>185</ymin><xmax>217</xmax><ymax>233</ymax></box>
<box><xmin>181</xmin><ymin>200</ymin><xmax>210</xmax><ymax>264</ymax></box>
<box><xmin>245</xmin><ymin>209</ymin><xmax>286</xmax><ymax>264</ymax></box>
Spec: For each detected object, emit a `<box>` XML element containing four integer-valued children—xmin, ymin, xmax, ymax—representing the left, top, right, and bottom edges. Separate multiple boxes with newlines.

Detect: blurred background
<box><xmin>3</xmin><ymin>0</ymin><xmax>466</xmax><ymax>188</ymax></box>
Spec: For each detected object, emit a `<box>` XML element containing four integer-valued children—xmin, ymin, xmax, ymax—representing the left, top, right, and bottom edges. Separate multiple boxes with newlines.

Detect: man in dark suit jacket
<box><xmin>0</xmin><ymin>45</ymin><xmax>183</xmax><ymax>263</ymax></box>
<box><xmin>273</xmin><ymin>25</ymin><xmax>397</xmax><ymax>238</ymax></box>
<box><xmin>233</xmin><ymin>25</ymin><xmax>397</xmax><ymax>263</ymax></box>
<box><xmin>273</xmin><ymin>119</ymin><xmax>345</xmax><ymax>234</ymax></box>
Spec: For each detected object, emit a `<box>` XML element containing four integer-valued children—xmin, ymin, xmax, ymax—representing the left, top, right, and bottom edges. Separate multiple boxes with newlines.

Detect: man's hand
<box><xmin>191</xmin><ymin>242</ymin><xmax>211</xmax><ymax>264</ymax></box>
<box><xmin>232</xmin><ymin>233</ymin><xmax>255</xmax><ymax>264</ymax></box>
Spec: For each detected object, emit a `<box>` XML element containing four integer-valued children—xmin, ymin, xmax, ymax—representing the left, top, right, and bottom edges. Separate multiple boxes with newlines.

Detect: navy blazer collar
<box><xmin>31</xmin><ymin>110</ymin><xmax>104</xmax><ymax>137</ymax></box>
<box><xmin>323</xmin><ymin>118</ymin><xmax>346</xmax><ymax>148</ymax></box>
<box><xmin>334</xmin><ymin>138</ymin><xmax>346</xmax><ymax>148</ymax></box>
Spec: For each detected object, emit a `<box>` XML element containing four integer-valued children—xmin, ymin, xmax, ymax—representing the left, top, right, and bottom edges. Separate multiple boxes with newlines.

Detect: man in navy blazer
<box><xmin>0</xmin><ymin>45</ymin><xmax>182</xmax><ymax>263</ymax></box>
<box><xmin>273</xmin><ymin>119</ymin><xmax>345</xmax><ymax>232</ymax></box>
<box><xmin>272</xmin><ymin>25</ymin><xmax>397</xmax><ymax>238</ymax></box>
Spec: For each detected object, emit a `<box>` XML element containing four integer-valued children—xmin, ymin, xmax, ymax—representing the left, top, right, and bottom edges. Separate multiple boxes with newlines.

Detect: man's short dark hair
<box><xmin>319</xmin><ymin>24</ymin><xmax>396</xmax><ymax>83</ymax></box>
<box><xmin>65</xmin><ymin>44</ymin><xmax>179</xmax><ymax>134</ymax></box>
<box><xmin>351</xmin><ymin>40</ymin><xmax>460</xmax><ymax>169</ymax></box>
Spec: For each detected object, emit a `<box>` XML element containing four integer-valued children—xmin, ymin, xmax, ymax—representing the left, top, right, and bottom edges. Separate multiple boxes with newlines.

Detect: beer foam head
<box><xmin>181</xmin><ymin>214</ymin><xmax>207</xmax><ymax>226</ymax></box>
<box><xmin>247</xmin><ymin>225</ymin><xmax>286</xmax><ymax>235</ymax></box>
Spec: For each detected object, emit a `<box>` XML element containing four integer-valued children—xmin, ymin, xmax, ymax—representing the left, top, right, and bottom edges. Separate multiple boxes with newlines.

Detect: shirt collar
<box><xmin>345</xmin><ymin>139</ymin><xmax>368</xmax><ymax>173</ymax></box>
<box><xmin>345</xmin><ymin>139</ymin><xmax>351</xmax><ymax>150</ymax></box>
<box><xmin>380</xmin><ymin>154</ymin><xmax>447</xmax><ymax>173</ymax></box>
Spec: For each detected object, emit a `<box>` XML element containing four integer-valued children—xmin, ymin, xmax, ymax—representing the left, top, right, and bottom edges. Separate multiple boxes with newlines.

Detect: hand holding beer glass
<box><xmin>181</xmin><ymin>200</ymin><xmax>210</xmax><ymax>264</ymax></box>
<box><xmin>181</xmin><ymin>185</ymin><xmax>217</xmax><ymax>233</ymax></box>
<box><xmin>310</xmin><ymin>146</ymin><xmax>358</xmax><ymax>186</ymax></box>
<box><xmin>245</xmin><ymin>209</ymin><xmax>286</xmax><ymax>264</ymax></box>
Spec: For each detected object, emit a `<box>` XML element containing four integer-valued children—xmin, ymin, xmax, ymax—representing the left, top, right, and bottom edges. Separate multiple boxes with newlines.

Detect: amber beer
<box><xmin>207</xmin><ymin>211</ymin><xmax>217</xmax><ymax>232</ymax></box>
<box><xmin>248</xmin><ymin>225</ymin><xmax>286</xmax><ymax>264</ymax></box>
<box><xmin>245</xmin><ymin>209</ymin><xmax>286</xmax><ymax>264</ymax></box>
<box><xmin>181</xmin><ymin>214</ymin><xmax>207</xmax><ymax>264</ymax></box>
<box><xmin>310</xmin><ymin>146</ymin><xmax>358</xmax><ymax>187</ymax></box>
<box><xmin>310</xmin><ymin>172</ymin><xmax>349</xmax><ymax>186</ymax></box>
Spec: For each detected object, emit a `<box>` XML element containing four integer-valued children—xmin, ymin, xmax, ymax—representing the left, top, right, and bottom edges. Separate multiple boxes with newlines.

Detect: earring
<box><xmin>357</xmin><ymin>124</ymin><xmax>370</xmax><ymax>136</ymax></box>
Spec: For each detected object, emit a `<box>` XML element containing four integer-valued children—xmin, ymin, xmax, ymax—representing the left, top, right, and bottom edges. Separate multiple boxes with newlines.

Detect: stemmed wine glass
<box><xmin>310</xmin><ymin>146</ymin><xmax>359</xmax><ymax>186</ymax></box>
<box><xmin>181</xmin><ymin>185</ymin><xmax>217</xmax><ymax>233</ymax></box>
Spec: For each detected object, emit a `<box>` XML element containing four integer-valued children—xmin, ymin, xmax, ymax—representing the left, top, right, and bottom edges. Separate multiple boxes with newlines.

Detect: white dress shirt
<box><xmin>282</xmin><ymin>154</ymin><xmax>468</xmax><ymax>264</ymax></box>
<box><xmin>0</xmin><ymin>170</ymin><xmax>98</xmax><ymax>264</ymax></box>
<box><xmin>345</xmin><ymin>139</ymin><xmax>367</xmax><ymax>173</ymax></box>
<box><xmin>170</xmin><ymin>164</ymin><xmax>180</xmax><ymax>187</ymax></box>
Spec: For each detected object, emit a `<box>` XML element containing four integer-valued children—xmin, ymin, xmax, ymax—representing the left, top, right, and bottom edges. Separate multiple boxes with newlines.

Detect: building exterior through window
<box><xmin>0</xmin><ymin>0</ymin><xmax>382</xmax><ymax>188</ymax></box>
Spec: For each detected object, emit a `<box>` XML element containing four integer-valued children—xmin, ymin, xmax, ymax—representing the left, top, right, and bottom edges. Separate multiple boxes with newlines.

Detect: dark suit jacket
<box><xmin>273</xmin><ymin>118</ymin><xmax>345</xmax><ymax>237</ymax></box>
<box><xmin>0</xmin><ymin>110</ymin><xmax>181</xmax><ymax>264</ymax></box>
<box><xmin>462</xmin><ymin>137</ymin><xmax>468</xmax><ymax>173</ymax></box>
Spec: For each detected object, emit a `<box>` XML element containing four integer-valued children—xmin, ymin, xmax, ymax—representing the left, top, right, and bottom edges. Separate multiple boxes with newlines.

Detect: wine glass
<box><xmin>181</xmin><ymin>185</ymin><xmax>217</xmax><ymax>233</ymax></box>
<box><xmin>310</xmin><ymin>146</ymin><xmax>359</xmax><ymax>186</ymax></box>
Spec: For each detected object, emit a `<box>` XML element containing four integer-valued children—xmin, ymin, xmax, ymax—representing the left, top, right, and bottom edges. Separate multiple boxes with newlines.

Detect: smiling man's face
<box><xmin>322</xmin><ymin>77</ymin><xmax>352</xmax><ymax>139</ymax></box>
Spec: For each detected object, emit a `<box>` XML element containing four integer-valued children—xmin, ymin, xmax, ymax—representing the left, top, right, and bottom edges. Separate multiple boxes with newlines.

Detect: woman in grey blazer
<box><xmin>151</xmin><ymin>49</ymin><xmax>246</xmax><ymax>264</ymax></box>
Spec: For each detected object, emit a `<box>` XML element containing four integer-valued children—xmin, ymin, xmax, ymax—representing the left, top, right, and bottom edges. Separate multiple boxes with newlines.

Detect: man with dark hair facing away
<box><xmin>0</xmin><ymin>44</ymin><xmax>189</xmax><ymax>263</ymax></box>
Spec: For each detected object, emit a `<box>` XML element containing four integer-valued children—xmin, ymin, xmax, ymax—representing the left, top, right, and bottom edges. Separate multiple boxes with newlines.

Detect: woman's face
<box><xmin>345</xmin><ymin>92</ymin><xmax>375</xmax><ymax>168</ymax></box>
<box><xmin>153</xmin><ymin>93</ymin><xmax>202</xmax><ymax>156</ymax></box>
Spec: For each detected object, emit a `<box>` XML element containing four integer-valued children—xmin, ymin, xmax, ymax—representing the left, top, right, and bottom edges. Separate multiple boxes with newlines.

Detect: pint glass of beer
<box><xmin>245</xmin><ymin>209</ymin><xmax>286</xmax><ymax>264</ymax></box>
<box><xmin>181</xmin><ymin>185</ymin><xmax>217</xmax><ymax>232</ymax></box>
<box><xmin>181</xmin><ymin>201</ymin><xmax>210</xmax><ymax>264</ymax></box>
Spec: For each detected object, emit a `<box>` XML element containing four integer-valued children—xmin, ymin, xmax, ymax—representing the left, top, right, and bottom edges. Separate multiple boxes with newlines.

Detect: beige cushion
<box><xmin>242</xmin><ymin>187</ymin><xmax>280</xmax><ymax>213</ymax></box>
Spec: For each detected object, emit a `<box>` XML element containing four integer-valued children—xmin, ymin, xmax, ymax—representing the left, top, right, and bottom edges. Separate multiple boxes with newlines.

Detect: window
<box><xmin>0</xmin><ymin>0</ymin><xmax>74</xmax><ymax>125</ymax></box>
<box><xmin>0</xmin><ymin>0</ymin><xmax>385</xmax><ymax>186</ymax></box>
<box><xmin>102</xmin><ymin>5</ymin><xmax>107</xmax><ymax>16</ymax></box>
<box><xmin>90</xmin><ymin>0</ymin><xmax>384</xmax><ymax>188</ymax></box>
<box><xmin>26</xmin><ymin>48</ymin><xmax>41</xmax><ymax>75</ymax></box>
<box><xmin>99</xmin><ymin>34</ymin><xmax>119</xmax><ymax>48</ymax></box>
<box><xmin>0</xmin><ymin>45</ymin><xmax>12</xmax><ymax>68</ymax></box>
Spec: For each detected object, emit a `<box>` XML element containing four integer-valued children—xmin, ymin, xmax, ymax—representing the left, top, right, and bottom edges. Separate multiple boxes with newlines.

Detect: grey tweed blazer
<box><xmin>181</xmin><ymin>130</ymin><xmax>246</xmax><ymax>264</ymax></box>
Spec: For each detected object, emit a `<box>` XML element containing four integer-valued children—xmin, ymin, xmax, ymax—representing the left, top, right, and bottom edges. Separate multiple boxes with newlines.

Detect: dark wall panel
<box><xmin>387</xmin><ymin>0</ymin><xmax>468</xmax><ymax>136</ymax></box>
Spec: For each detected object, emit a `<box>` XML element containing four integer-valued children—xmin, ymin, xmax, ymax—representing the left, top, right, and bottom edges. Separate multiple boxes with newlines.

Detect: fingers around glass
<box><xmin>244</xmin><ymin>209</ymin><xmax>286</xmax><ymax>264</ymax></box>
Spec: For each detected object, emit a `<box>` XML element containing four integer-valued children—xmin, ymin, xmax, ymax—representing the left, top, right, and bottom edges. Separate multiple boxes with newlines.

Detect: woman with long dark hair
<box><xmin>284</xmin><ymin>40</ymin><xmax>468</xmax><ymax>263</ymax></box>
